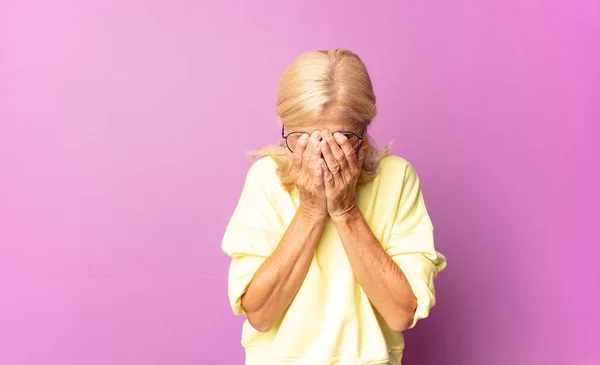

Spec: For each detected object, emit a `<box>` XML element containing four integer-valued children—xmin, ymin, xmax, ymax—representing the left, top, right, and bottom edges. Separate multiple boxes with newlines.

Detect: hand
<box><xmin>291</xmin><ymin>131</ymin><xmax>327</xmax><ymax>219</ymax></box>
<box><xmin>318</xmin><ymin>130</ymin><xmax>366</xmax><ymax>218</ymax></box>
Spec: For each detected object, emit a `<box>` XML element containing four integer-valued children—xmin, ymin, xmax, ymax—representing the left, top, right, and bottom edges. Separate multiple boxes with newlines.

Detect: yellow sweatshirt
<box><xmin>222</xmin><ymin>155</ymin><xmax>447</xmax><ymax>365</ymax></box>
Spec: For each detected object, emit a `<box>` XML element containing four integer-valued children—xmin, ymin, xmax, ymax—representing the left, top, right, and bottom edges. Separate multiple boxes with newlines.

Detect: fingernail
<box><xmin>300</xmin><ymin>134</ymin><xmax>308</xmax><ymax>142</ymax></box>
<box><xmin>334</xmin><ymin>133</ymin><xmax>344</xmax><ymax>143</ymax></box>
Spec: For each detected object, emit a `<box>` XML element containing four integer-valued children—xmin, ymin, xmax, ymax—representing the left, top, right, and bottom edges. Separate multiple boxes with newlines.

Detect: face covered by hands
<box><xmin>317</xmin><ymin>129</ymin><xmax>367</xmax><ymax>219</ymax></box>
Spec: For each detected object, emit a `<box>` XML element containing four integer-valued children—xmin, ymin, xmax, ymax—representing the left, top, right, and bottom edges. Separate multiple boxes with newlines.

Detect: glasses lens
<box><xmin>286</xmin><ymin>132</ymin><xmax>308</xmax><ymax>152</ymax></box>
<box><xmin>341</xmin><ymin>132</ymin><xmax>361</xmax><ymax>149</ymax></box>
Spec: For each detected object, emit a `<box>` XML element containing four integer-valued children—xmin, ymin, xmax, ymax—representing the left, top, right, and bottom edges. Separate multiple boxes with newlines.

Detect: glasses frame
<box><xmin>281</xmin><ymin>126</ymin><xmax>366</xmax><ymax>153</ymax></box>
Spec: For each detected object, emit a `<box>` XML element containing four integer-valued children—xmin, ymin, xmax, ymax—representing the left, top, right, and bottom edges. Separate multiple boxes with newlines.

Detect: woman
<box><xmin>222</xmin><ymin>48</ymin><xmax>447</xmax><ymax>365</ymax></box>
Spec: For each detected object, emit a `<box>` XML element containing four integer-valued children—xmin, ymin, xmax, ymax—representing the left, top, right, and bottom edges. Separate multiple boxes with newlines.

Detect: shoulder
<box><xmin>243</xmin><ymin>156</ymin><xmax>281</xmax><ymax>194</ymax></box>
<box><xmin>377</xmin><ymin>154</ymin><xmax>420</xmax><ymax>184</ymax></box>
<box><xmin>375</xmin><ymin>155</ymin><xmax>433</xmax><ymax>230</ymax></box>
<box><xmin>247</xmin><ymin>155</ymin><xmax>278</xmax><ymax>178</ymax></box>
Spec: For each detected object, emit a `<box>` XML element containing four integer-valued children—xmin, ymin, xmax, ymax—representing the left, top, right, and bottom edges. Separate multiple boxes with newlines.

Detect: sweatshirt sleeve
<box><xmin>384</xmin><ymin>163</ymin><xmax>447</xmax><ymax>329</ymax></box>
<box><xmin>221</xmin><ymin>158</ymin><xmax>285</xmax><ymax>316</ymax></box>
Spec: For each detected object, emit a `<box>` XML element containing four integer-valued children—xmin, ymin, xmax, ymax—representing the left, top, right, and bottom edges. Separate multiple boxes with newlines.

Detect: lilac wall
<box><xmin>1</xmin><ymin>1</ymin><xmax>598</xmax><ymax>364</ymax></box>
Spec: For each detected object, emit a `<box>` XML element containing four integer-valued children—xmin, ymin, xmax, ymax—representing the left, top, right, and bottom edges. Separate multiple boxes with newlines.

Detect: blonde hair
<box><xmin>251</xmin><ymin>48</ymin><xmax>391</xmax><ymax>192</ymax></box>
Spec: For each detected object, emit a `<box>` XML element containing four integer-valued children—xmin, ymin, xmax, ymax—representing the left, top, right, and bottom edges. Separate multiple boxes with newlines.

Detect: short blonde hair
<box><xmin>251</xmin><ymin>48</ymin><xmax>391</xmax><ymax>192</ymax></box>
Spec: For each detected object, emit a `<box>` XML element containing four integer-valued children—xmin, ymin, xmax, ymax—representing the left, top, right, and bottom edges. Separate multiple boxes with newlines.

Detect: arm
<box><xmin>224</xmin><ymin>131</ymin><xmax>327</xmax><ymax>333</ymax></box>
<box><xmin>243</xmin><ymin>132</ymin><xmax>326</xmax><ymax>332</ymax></box>
<box><xmin>319</xmin><ymin>131</ymin><xmax>416</xmax><ymax>331</ymax></box>
<box><xmin>331</xmin><ymin>208</ymin><xmax>417</xmax><ymax>332</ymax></box>
<box><xmin>319</xmin><ymin>130</ymin><xmax>445</xmax><ymax>332</ymax></box>
<box><xmin>241</xmin><ymin>209</ymin><xmax>326</xmax><ymax>332</ymax></box>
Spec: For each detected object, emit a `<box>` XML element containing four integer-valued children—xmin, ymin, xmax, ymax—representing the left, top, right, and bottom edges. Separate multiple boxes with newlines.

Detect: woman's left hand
<box><xmin>318</xmin><ymin>130</ymin><xmax>366</xmax><ymax>219</ymax></box>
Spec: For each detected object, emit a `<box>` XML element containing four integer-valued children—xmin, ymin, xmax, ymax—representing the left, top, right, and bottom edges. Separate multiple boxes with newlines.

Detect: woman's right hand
<box><xmin>291</xmin><ymin>131</ymin><xmax>327</xmax><ymax>219</ymax></box>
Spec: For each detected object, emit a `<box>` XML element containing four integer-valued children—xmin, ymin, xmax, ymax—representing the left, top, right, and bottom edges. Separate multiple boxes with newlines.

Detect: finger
<box><xmin>308</xmin><ymin>131</ymin><xmax>321</xmax><ymax>169</ymax></box>
<box><xmin>320</xmin><ymin>138</ymin><xmax>341</xmax><ymax>176</ymax></box>
<box><xmin>314</xmin><ymin>158</ymin><xmax>324</xmax><ymax>192</ymax></box>
<box><xmin>323</xmin><ymin>130</ymin><xmax>349</xmax><ymax>170</ymax></box>
<box><xmin>302</xmin><ymin>133</ymin><xmax>314</xmax><ymax>171</ymax></box>
<box><xmin>292</xmin><ymin>134</ymin><xmax>309</xmax><ymax>172</ymax></box>
<box><xmin>320</xmin><ymin>159</ymin><xmax>335</xmax><ymax>194</ymax></box>
<box><xmin>326</xmin><ymin>131</ymin><xmax>353</xmax><ymax>183</ymax></box>
<box><xmin>333</xmin><ymin>132</ymin><xmax>358</xmax><ymax>174</ymax></box>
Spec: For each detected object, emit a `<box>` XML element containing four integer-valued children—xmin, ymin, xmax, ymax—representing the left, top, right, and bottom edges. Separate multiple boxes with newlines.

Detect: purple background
<box><xmin>1</xmin><ymin>1</ymin><xmax>598</xmax><ymax>364</ymax></box>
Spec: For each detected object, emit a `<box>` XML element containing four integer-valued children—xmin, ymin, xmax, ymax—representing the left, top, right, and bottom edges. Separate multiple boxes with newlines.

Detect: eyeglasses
<box><xmin>282</xmin><ymin>126</ymin><xmax>365</xmax><ymax>153</ymax></box>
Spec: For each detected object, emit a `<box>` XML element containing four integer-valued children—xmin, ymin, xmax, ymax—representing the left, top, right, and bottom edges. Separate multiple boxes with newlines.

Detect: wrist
<box><xmin>330</xmin><ymin>204</ymin><xmax>361</xmax><ymax>224</ymax></box>
<box><xmin>298</xmin><ymin>204</ymin><xmax>328</xmax><ymax>223</ymax></box>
